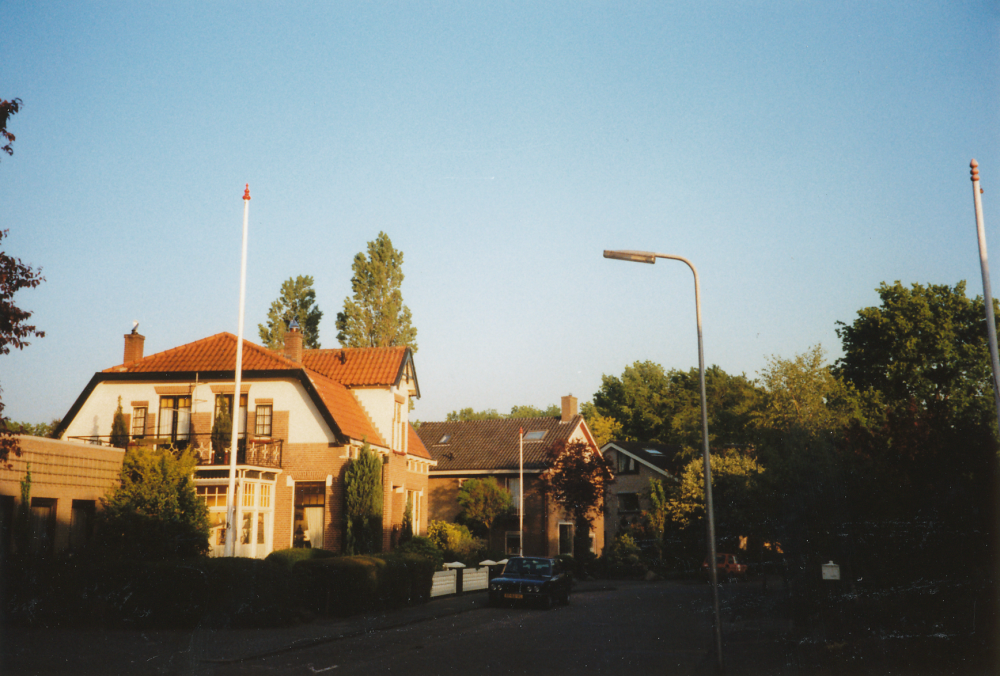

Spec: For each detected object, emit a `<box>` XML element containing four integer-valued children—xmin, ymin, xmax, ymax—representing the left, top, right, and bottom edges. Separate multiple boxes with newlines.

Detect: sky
<box><xmin>1</xmin><ymin>2</ymin><xmax>998</xmax><ymax>426</ymax></box>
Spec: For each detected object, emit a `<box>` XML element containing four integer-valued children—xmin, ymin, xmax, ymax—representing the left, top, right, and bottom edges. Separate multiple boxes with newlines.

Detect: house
<box><xmin>600</xmin><ymin>441</ymin><xmax>679</xmax><ymax>543</ymax></box>
<box><xmin>0</xmin><ymin>435</ymin><xmax>125</xmax><ymax>558</ymax></box>
<box><xmin>416</xmin><ymin>395</ymin><xmax>605</xmax><ymax>558</ymax></box>
<box><xmin>55</xmin><ymin>327</ymin><xmax>433</xmax><ymax>558</ymax></box>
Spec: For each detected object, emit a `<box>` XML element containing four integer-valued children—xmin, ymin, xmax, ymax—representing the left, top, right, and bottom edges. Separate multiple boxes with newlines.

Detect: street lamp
<box><xmin>603</xmin><ymin>249</ymin><xmax>724</xmax><ymax>672</ymax></box>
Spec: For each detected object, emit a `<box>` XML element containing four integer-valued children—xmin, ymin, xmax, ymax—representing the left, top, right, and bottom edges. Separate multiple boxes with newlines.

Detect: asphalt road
<box><xmin>213</xmin><ymin>582</ymin><xmax>719</xmax><ymax>676</ymax></box>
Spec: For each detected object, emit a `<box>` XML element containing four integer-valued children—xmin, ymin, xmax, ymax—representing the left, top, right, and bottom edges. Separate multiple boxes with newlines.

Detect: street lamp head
<box><xmin>603</xmin><ymin>249</ymin><xmax>656</xmax><ymax>264</ymax></box>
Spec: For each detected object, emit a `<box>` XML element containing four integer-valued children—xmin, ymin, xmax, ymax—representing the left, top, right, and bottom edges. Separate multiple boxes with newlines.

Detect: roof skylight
<box><xmin>438</xmin><ymin>434</ymin><xmax>451</xmax><ymax>444</ymax></box>
<box><xmin>644</xmin><ymin>449</ymin><xmax>664</xmax><ymax>456</ymax></box>
<box><xmin>523</xmin><ymin>430</ymin><xmax>546</xmax><ymax>441</ymax></box>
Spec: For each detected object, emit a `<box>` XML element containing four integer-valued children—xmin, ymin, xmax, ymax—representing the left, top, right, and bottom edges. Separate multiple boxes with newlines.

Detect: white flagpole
<box><xmin>224</xmin><ymin>184</ymin><xmax>251</xmax><ymax>558</ymax></box>
<box><xmin>519</xmin><ymin>427</ymin><xmax>524</xmax><ymax>556</ymax></box>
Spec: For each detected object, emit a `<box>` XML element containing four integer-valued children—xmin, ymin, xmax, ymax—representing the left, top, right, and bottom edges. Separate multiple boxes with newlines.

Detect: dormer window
<box><xmin>523</xmin><ymin>430</ymin><xmax>546</xmax><ymax>441</ymax></box>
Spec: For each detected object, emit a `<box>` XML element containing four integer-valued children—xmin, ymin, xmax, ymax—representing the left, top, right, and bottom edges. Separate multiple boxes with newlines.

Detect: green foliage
<box><xmin>292</xmin><ymin>553</ymin><xmax>433</xmax><ymax>616</ymax></box>
<box><xmin>456</xmin><ymin>477</ymin><xmax>511</xmax><ymax>535</ymax></box>
<box><xmin>592</xmin><ymin>362</ymin><xmax>760</xmax><ymax>468</ymax></box>
<box><xmin>426</xmin><ymin>520</ymin><xmax>485</xmax><ymax>564</ymax></box>
<box><xmin>644</xmin><ymin>477</ymin><xmax>670</xmax><ymax>540</ymax></box>
<box><xmin>96</xmin><ymin>446</ymin><xmax>209</xmax><ymax>560</ymax></box>
<box><xmin>0</xmin><ymin>226</ymin><xmax>46</xmax><ymax>463</ymax></box>
<box><xmin>666</xmin><ymin>450</ymin><xmax>766</xmax><ymax>541</ymax></box>
<box><xmin>394</xmin><ymin>535</ymin><xmax>444</xmax><ymax>570</ymax></box>
<box><xmin>581</xmin><ymin>401</ymin><xmax>623</xmax><ymax>448</ymax></box>
<box><xmin>336</xmin><ymin>232</ymin><xmax>418</xmax><ymax>352</ymax></box>
<box><xmin>1</xmin><ymin>97</ymin><xmax>20</xmax><ymax>160</ymax></box>
<box><xmin>344</xmin><ymin>443</ymin><xmax>383</xmax><ymax>554</ymax></box>
<box><xmin>445</xmin><ymin>404</ymin><xmax>561</xmax><ymax>422</ymax></box>
<box><xmin>13</xmin><ymin>463</ymin><xmax>30</xmax><ymax>553</ymax></box>
<box><xmin>508</xmin><ymin>404</ymin><xmax>560</xmax><ymax>418</ymax></box>
<box><xmin>446</xmin><ymin>407</ymin><xmax>503</xmax><ymax>421</ymax></box>
<box><xmin>4</xmin><ymin>556</ymin><xmax>298</xmax><ymax>629</ymax></box>
<box><xmin>4</xmin><ymin>419</ymin><xmax>60</xmax><ymax>438</ymax></box>
<box><xmin>211</xmin><ymin>396</ymin><xmax>232</xmax><ymax>453</ymax></box>
<box><xmin>265</xmin><ymin>546</ymin><xmax>337</xmax><ymax>570</ymax></box>
<box><xmin>110</xmin><ymin>396</ymin><xmax>129</xmax><ymax>449</ymax></box>
<box><xmin>401</xmin><ymin>494</ymin><xmax>414</xmax><ymax>543</ymax></box>
<box><xmin>542</xmin><ymin>439</ymin><xmax>614</xmax><ymax>560</ymax></box>
<box><xmin>258</xmin><ymin>274</ymin><xmax>323</xmax><ymax>349</ymax></box>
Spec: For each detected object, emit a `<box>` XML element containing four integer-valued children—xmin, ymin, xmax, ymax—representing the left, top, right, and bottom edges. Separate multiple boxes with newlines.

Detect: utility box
<box><xmin>822</xmin><ymin>561</ymin><xmax>841</xmax><ymax>581</ymax></box>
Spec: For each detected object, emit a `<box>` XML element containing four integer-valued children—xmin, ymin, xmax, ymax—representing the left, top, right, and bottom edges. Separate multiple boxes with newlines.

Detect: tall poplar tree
<box><xmin>258</xmin><ymin>275</ymin><xmax>323</xmax><ymax>349</ymax></box>
<box><xmin>336</xmin><ymin>232</ymin><xmax>418</xmax><ymax>352</ymax></box>
<box><xmin>344</xmin><ymin>443</ymin><xmax>384</xmax><ymax>554</ymax></box>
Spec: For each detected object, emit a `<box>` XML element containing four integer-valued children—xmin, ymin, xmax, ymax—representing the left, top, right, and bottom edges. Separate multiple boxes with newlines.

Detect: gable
<box><xmin>416</xmin><ymin>415</ymin><xmax>596</xmax><ymax>473</ymax></box>
<box><xmin>302</xmin><ymin>346</ymin><xmax>418</xmax><ymax>396</ymax></box>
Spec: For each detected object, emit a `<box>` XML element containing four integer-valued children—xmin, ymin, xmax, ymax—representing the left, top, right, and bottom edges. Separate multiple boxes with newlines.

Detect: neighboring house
<box><xmin>55</xmin><ymin>327</ymin><xmax>433</xmax><ymax>558</ymax></box>
<box><xmin>600</xmin><ymin>441</ymin><xmax>679</xmax><ymax>544</ymax></box>
<box><xmin>0</xmin><ymin>435</ymin><xmax>124</xmax><ymax>558</ymax></box>
<box><xmin>417</xmin><ymin>396</ymin><xmax>605</xmax><ymax>558</ymax></box>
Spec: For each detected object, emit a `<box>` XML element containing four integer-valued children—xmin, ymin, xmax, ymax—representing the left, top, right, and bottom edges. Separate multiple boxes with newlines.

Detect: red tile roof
<box><xmin>306</xmin><ymin>371</ymin><xmax>385</xmax><ymax>446</ymax></box>
<box><xmin>415</xmin><ymin>416</ymin><xmax>591</xmax><ymax>472</ymax></box>
<box><xmin>407</xmin><ymin>423</ymin><xmax>431</xmax><ymax>460</ymax></box>
<box><xmin>104</xmin><ymin>333</ymin><xmax>298</xmax><ymax>373</ymax></box>
<box><xmin>302</xmin><ymin>347</ymin><xmax>409</xmax><ymax>386</ymax></box>
<box><xmin>99</xmin><ymin>332</ymin><xmax>386</xmax><ymax>445</ymax></box>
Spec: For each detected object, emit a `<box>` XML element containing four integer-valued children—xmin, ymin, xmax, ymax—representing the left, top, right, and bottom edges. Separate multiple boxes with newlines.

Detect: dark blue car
<box><xmin>488</xmin><ymin>556</ymin><xmax>571</xmax><ymax>609</ymax></box>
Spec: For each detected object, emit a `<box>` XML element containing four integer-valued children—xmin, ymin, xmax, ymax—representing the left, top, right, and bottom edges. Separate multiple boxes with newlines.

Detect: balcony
<box><xmin>66</xmin><ymin>433</ymin><xmax>283</xmax><ymax>470</ymax></box>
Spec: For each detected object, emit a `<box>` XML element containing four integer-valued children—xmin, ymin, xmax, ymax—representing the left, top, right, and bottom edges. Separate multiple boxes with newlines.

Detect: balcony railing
<box><xmin>66</xmin><ymin>433</ymin><xmax>283</xmax><ymax>470</ymax></box>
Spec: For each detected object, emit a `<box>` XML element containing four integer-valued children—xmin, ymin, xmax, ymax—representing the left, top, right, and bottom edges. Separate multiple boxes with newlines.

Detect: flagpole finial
<box><xmin>972</xmin><ymin>160</ymin><xmax>980</xmax><ymax>182</ymax></box>
<box><xmin>243</xmin><ymin>183</ymin><xmax>251</xmax><ymax>200</ymax></box>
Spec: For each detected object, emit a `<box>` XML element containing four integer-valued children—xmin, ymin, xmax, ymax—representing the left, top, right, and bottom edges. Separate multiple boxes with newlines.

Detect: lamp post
<box><xmin>603</xmin><ymin>249</ymin><xmax>724</xmax><ymax>672</ymax></box>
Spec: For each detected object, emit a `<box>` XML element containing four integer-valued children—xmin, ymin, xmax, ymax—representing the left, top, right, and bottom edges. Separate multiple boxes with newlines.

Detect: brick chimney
<box><xmin>561</xmin><ymin>394</ymin><xmax>578</xmax><ymax>422</ymax></box>
<box><xmin>283</xmin><ymin>326</ymin><xmax>303</xmax><ymax>363</ymax></box>
<box><xmin>123</xmin><ymin>330</ymin><xmax>145</xmax><ymax>365</ymax></box>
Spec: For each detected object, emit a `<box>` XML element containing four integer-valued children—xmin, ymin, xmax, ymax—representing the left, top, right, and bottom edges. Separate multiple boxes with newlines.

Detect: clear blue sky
<box><xmin>2</xmin><ymin>2</ymin><xmax>998</xmax><ymax>426</ymax></box>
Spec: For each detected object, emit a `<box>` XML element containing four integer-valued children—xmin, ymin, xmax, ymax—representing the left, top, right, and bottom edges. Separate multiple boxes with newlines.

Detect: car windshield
<box><xmin>503</xmin><ymin>558</ymin><xmax>551</xmax><ymax>576</ymax></box>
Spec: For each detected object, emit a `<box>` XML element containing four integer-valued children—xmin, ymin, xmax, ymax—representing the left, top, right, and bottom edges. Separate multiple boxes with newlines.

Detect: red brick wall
<box><xmin>275</xmin><ymin>441</ymin><xmax>350</xmax><ymax>552</ymax></box>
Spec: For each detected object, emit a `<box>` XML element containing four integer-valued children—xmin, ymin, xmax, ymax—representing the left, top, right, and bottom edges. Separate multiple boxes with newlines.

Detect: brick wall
<box><xmin>275</xmin><ymin>441</ymin><xmax>349</xmax><ymax>552</ymax></box>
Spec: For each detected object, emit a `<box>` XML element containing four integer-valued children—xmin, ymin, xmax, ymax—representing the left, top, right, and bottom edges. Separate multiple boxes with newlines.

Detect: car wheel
<box><xmin>540</xmin><ymin>594</ymin><xmax>553</xmax><ymax>610</ymax></box>
<box><xmin>560</xmin><ymin>591</ymin><xmax>570</xmax><ymax>605</ymax></box>
<box><xmin>488</xmin><ymin>593</ymin><xmax>500</xmax><ymax>607</ymax></box>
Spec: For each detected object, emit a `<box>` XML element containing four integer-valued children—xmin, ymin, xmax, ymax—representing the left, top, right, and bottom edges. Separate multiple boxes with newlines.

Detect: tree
<box><xmin>1</xmin><ymin>98</ymin><xmax>21</xmax><ymax>160</ymax></box>
<box><xmin>833</xmin><ymin>282</ymin><xmax>1000</xmax><ymax>544</ymax></box>
<box><xmin>592</xmin><ymin>361</ymin><xmax>760</xmax><ymax>470</ymax></box>
<box><xmin>96</xmin><ymin>446</ymin><xmax>209</xmax><ymax>560</ymax></box>
<box><xmin>1</xmin><ymin>228</ymin><xmax>46</xmax><ymax>463</ymax></box>
<box><xmin>541</xmin><ymin>439</ymin><xmax>614</xmax><ymax>560</ymax></box>
<box><xmin>446</xmin><ymin>407</ymin><xmax>503</xmax><ymax>422</ymax></box>
<box><xmin>445</xmin><ymin>404</ymin><xmax>560</xmax><ymax>422</ymax></box>
<box><xmin>581</xmin><ymin>401</ymin><xmax>623</xmax><ymax>448</ymax></box>
<box><xmin>336</xmin><ymin>232</ymin><xmax>417</xmax><ymax>351</ymax></box>
<box><xmin>258</xmin><ymin>275</ymin><xmax>322</xmax><ymax>350</ymax></box>
<box><xmin>644</xmin><ymin>477</ymin><xmax>670</xmax><ymax>542</ymax></box>
<box><xmin>211</xmin><ymin>396</ymin><xmax>232</xmax><ymax>454</ymax></box>
<box><xmin>110</xmin><ymin>397</ymin><xmax>129</xmax><ymax>449</ymax></box>
<box><xmin>456</xmin><ymin>477</ymin><xmax>512</xmax><ymax>536</ymax></box>
<box><xmin>508</xmin><ymin>404</ymin><xmax>560</xmax><ymax>418</ymax></box>
<box><xmin>344</xmin><ymin>442</ymin><xmax>383</xmax><ymax>554</ymax></box>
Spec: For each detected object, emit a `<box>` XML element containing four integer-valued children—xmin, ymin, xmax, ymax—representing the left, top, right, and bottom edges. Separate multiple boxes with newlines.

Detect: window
<box><xmin>558</xmin><ymin>523</ymin><xmax>574</xmax><ymax>556</ymax></box>
<box><xmin>254</xmin><ymin>405</ymin><xmax>272</xmax><ymax>437</ymax></box>
<box><xmin>215</xmin><ymin>394</ymin><xmax>248</xmax><ymax>437</ymax></box>
<box><xmin>406</xmin><ymin>489</ymin><xmax>422</xmax><ymax>535</ymax></box>
<box><xmin>158</xmin><ymin>396</ymin><xmax>191</xmax><ymax>443</ymax></box>
<box><xmin>438</xmin><ymin>434</ymin><xmax>451</xmax><ymax>444</ymax></box>
<box><xmin>294</xmin><ymin>482</ymin><xmax>325</xmax><ymax>549</ymax></box>
<box><xmin>69</xmin><ymin>500</ymin><xmax>96</xmax><ymax>552</ymax></box>
<box><xmin>29</xmin><ymin>498</ymin><xmax>57</xmax><ymax>557</ymax></box>
<box><xmin>505</xmin><ymin>531</ymin><xmax>522</xmax><ymax>556</ymax></box>
<box><xmin>506</xmin><ymin>477</ymin><xmax>521</xmax><ymax>514</ymax></box>
<box><xmin>523</xmin><ymin>430</ymin><xmax>546</xmax><ymax>441</ymax></box>
<box><xmin>616</xmin><ymin>452</ymin><xmax>637</xmax><ymax>474</ymax></box>
<box><xmin>618</xmin><ymin>492</ymin><xmax>641</xmax><ymax>513</ymax></box>
<box><xmin>131</xmin><ymin>407</ymin><xmax>147</xmax><ymax>439</ymax></box>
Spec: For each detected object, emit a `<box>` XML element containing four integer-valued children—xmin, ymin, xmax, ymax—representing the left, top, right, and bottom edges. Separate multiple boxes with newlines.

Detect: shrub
<box><xmin>265</xmin><ymin>547</ymin><xmax>337</xmax><ymax>571</ymax></box>
<box><xmin>394</xmin><ymin>535</ymin><xmax>444</xmax><ymax>570</ymax></box>
<box><xmin>293</xmin><ymin>555</ymin><xmax>382</xmax><ymax>616</ymax></box>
